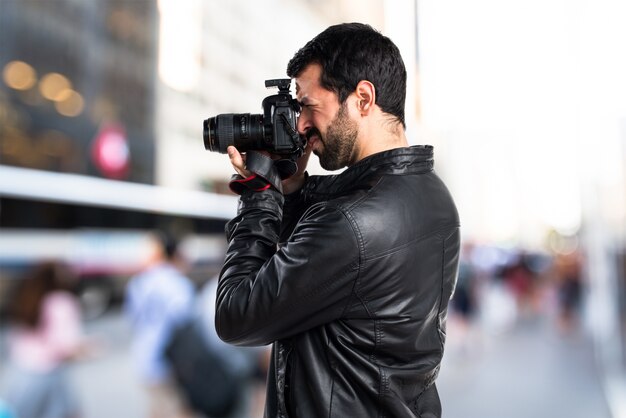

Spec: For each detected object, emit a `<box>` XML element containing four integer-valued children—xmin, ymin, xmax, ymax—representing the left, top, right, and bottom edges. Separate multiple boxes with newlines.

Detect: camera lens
<box><xmin>203</xmin><ymin>117</ymin><xmax>218</xmax><ymax>151</ymax></box>
<box><xmin>203</xmin><ymin>113</ymin><xmax>265</xmax><ymax>154</ymax></box>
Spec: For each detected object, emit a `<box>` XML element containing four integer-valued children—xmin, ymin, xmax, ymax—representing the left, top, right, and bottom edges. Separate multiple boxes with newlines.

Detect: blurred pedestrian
<box><xmin>501</xmin><ymin>252</ymin><xmax>537</xmax><ymax>316</ymax></box>
<box><xmin>451</xmin><ymin>243</ymin><xmax>479</xmax><ymax>324</ymax></box>
<box><xmin>2</xmin><ymin>261</ymin><xmax>88</xmax><ymax>418</ymax></box>
<box><xmin>449</xmin><ymin>243</ymin><xmax>480</xmax><ymax>354</ymax></box>
<box><xmin>553</xmin><ymin>249</ymin><xmax>584</xmax><ymax>333</ymax></box>
<box><xmin>196</xmin><ymin>276</ymin><xmax>271</xmax><ymax>418</ymax></box>
<box><xmin>124</xmin><ymin>232</ymin><xmax>195</xmax><ymax>418</ymax></box>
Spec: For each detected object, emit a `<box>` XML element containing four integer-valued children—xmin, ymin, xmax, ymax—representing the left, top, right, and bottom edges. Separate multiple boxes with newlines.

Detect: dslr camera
<box><xmin>203</xmin><ymin>79</ymin><xmax>305</xmax><ymax>158</ymax></box>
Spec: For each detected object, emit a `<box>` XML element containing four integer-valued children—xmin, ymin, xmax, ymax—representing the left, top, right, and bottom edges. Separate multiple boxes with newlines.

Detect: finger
<box><xmin>296</xmin><ymin>147</ymin><xmax>312</xmax><ymax>176</ymax></box>
<box><xmin>227</xmin><ymin>146</ymin><xmax>250</xmax><ymax>177</ymax></box>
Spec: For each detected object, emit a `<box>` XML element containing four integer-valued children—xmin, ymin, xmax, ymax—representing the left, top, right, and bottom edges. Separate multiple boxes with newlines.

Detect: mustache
<box><xmin>305</xmin><ymin>128</ymin><xmax>322</xmax><ymax>142</ymax></box>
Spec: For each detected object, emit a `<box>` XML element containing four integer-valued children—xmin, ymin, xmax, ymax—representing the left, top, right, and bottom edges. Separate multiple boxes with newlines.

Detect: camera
<box><xmin>203</xmin><ymin>79</ymin><xmax>305</xmax><ymax>158</ymax></box>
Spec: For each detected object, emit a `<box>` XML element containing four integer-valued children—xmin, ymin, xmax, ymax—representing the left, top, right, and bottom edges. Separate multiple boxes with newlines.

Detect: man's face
<box><xmin>295</xmin><ymin>64</ymin><xmax>358</xmax><ymax>170</ymax></box>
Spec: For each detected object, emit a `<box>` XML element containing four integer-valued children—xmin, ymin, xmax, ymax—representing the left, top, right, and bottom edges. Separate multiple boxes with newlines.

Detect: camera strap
<box><xmin>228</xmin><ymin>151</ymin><xmax>296</xmax><ymax>195</ymax></box>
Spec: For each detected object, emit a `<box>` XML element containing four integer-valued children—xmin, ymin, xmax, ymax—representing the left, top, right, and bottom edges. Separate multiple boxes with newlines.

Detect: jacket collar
<box><xmin>348</xmin><ymin>145</ymin><xmax>434</xmax><ymax>176</ymax></box>
<box><xmin>304</xmin><ymin>145</ymin><xmax>434</xmax><ymax>198</ymax></box>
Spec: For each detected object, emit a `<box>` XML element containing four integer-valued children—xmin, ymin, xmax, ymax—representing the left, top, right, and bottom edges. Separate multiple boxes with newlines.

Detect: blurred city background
<box><xmin>0</xmin><ymin>0</ymin><xmax>625</xmax><ymax>417</ymax></box>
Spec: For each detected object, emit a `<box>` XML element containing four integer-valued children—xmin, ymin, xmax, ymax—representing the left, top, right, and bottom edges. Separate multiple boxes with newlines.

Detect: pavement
<box><xmin>0</xmin><ymin>307</ymin><xmax>613</xmax><ymax>418</ymax></box>
<box><xmin>438</xmin><ymin>314</ymin><xmax>611</xmax><ymax>418</ymax></box>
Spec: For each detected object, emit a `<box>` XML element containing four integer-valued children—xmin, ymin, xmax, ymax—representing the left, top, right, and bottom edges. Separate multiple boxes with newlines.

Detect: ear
<box><xmin>354</xmin><ymin>80</ymin><xmax>376</xmax><ymax>115</ymax></box>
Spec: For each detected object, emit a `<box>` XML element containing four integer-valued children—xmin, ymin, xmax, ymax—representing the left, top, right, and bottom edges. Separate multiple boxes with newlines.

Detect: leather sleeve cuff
<box><xmin>229</xmin><ymin>173</ymin><xmax>272</xmax><ymax>195</ymax></box>
<box><xmin>237</xmin><ymin>186</ymin><xmax>284</xmax><ymax>215</ymax></box>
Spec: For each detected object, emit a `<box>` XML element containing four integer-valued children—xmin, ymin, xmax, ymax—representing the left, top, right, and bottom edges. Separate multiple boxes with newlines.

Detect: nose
<box><xmin>296</xmin><ymin>111</ymin><xmax>311</xmax><ymax>136</ymax></box>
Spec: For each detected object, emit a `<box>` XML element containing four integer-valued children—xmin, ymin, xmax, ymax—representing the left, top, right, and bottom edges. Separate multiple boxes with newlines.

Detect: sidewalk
<box><xmin>437</xmin><ymin>314</ymin><xmax>611</xmax><ymax>418</ymax></box>
<box><xmin>0</xmin><ymin>309</ymin><xmax>613</xmax><ymax>418</ymax></box>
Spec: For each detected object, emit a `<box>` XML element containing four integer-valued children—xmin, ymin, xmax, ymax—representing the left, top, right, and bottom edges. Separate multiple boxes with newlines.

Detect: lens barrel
<box><xmin>203</xmin><ymin>113</ymin><xmax>264</xmax><ymax>154</ymax></box>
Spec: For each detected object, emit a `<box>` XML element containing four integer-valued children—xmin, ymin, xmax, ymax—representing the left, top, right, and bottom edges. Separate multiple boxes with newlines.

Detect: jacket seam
<box><xmin>411</xmin><ymin>228</ymin><xmax>458</xmax><ymax>416</ymax></box>
<box><xmin>378</xmin><ymin>361</ymin><xmax>387</xmax><ymax>418</ymax></box>
<box><xmin>436</xmin><ymin>228</ymin><xmax>458</xmax><ymax>350</ymax></box>
<box><xmin>339</xmin><ymin>203</ymin><xmax>365</xmax><ymax>311</ymax></box>
<box><xmin>326</xmin><ymin>201</ymin><xmax>363</xmax><ymax>321</ymax></box>
<box><xmin>323</xmin><ymin>204</ymin><xmax>363</xmax><ymax>418</ymax></box>
<box><xmin>328</xmin><ymin>371</ymin><xmax>335</xmax><ymax>418</ymax></box>
<box><xmin>339</xmin><ymin>202</ymin><xmax>389</xmax><ymax>418</ymax></box>
<box><xmin>364</xmin><ymin>223</ymin><xmax>460</xmax><ymax>262</ymax></box>
<box><xmin>342</xmin><ymin>193</ymin><xmax>393</xmax><ymax>418</ymax></box>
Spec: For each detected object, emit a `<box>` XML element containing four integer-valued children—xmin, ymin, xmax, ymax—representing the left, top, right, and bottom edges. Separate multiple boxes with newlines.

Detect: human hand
<box><xmin>227</xmin><ymin>146</ymin><xmax>253</xmax><ymax>178</ymax></box>
<box><xmin>227</xmin><ymin>145</ymin><xmax>310</xmax><ymax>194</ymax></box>
<box><xmin>281</xmin><ymin>146</ymin><xmax>312</xmax><ymax>195</ymax></box>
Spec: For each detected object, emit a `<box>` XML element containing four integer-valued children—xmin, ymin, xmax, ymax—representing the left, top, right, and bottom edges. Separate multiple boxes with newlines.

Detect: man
<box><xmin>216</xmin><ymin>23</ymin><xmax>460</xmax><ymax>418</ymax></box>
<box><xmin>125</xmin><ymin>233</ymin><xmax>195</xmax><ymax>418</ymax></box>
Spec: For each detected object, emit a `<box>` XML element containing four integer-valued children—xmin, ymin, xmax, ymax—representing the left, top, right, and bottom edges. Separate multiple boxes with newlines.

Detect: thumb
<box><xmin>227</xmin><ymin>146</ymin><xmax>249</xmax><ymax>177</ymax></box>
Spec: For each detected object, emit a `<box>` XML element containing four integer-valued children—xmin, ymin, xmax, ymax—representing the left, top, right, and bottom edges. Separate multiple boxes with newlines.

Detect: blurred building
<box><xmin>0</xmin><ymin>0</ymin><xmax>179</xmax><ymax>233</ymax></box>
<box><xmin>0</xmin><ymin>0</ymin><xmax>158</xmax><ymax>183</ymax></box>
<box><xmin>0</xmin><ymin>0</ymin><xmax>207</xmax><ymax>313</ymax></box>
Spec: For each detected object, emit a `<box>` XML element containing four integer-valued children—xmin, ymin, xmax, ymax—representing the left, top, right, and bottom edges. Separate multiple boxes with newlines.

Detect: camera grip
<box><xmin>228</xmin><ymin>151</ymin><xmax>288</xmax><ymax>195</ymax></box>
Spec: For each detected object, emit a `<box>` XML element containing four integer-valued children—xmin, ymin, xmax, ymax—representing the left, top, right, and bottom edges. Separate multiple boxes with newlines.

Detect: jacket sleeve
<box><xmin>279</xmin><ymin>174</ymin><xmax>313</xmax><ymax>244</ymax></box>
<box><xmin>215</xmin><ymin>188</ymin><xmax>360</xmax><ymax>346</ymax></box>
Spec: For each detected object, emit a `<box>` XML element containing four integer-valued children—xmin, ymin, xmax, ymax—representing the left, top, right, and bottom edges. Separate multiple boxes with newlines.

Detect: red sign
<box><xmin>91</xmin><ymin>124</ymin><xmax>130</xmax><ymax>179</ymax></box>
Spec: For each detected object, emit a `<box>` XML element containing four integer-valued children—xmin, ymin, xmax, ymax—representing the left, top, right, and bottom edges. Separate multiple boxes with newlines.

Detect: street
<box><xmin>0</xmin><ymin>307</ymin><xmax>612</xmax><ymax>418</ymax></box>
<box><xmin>438</xmin><ymin>314</ymin><xmax>611</xmax><ymax>418</ymax></box>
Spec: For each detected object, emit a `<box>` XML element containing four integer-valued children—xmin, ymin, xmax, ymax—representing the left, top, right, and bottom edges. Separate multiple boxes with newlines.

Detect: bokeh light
<box><xmin>39</xmin><ymin>72</ymin><xmax>72</xmax><ymax>101</ymax></box>
<box><xmin>2</xmin><ymin>60</ymin><xmax>37</xmax><ymax>91</ymax></box>
<box><xmin>54</xmin><ymin>90</ymin><xmax>84</xmax><ymax>117</ymax></box>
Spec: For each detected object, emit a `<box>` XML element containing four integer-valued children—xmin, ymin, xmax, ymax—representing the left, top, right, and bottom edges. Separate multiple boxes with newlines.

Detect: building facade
<box><xmin>0</xmin><ymin>0</ymin><xmax>158</xmax><ymax>184</ymax></box>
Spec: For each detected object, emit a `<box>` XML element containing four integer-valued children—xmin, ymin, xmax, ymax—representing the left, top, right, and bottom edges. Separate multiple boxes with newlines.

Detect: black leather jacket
<box><xmin>216</xmin><ymin>146</ymin><xmax>460</xmax><ymax>418</ymax></box>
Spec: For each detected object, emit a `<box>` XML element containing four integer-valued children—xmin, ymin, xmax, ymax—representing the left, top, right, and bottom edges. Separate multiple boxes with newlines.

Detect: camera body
<box><xmin>203</xmin><ymin>79</ymin><xmax>305</xmax><ymax>158</ymax></box>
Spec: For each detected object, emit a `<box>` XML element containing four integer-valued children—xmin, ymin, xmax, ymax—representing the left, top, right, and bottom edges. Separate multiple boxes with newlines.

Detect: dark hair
<box><xmin>154</xmin><ymin>231</ymin><xmax>180</xmax><ymax>261</ymax></box>
<box><xmin>163</xmin><ymin>235</ymin><xmax>179</xmax><ymax>260</ymax></box>
<box><xmin>7</xmin><ymin>261</ymin><xmax>74</xmax><ymax>328</ymax></box>
<box><xmin>287</xmin><ymin>22</ymin><xmax>407</xmax><ymax>128</ymax></box>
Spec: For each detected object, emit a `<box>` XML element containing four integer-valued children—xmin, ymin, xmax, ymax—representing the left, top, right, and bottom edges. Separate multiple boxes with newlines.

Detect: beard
<box><xmin>312</xmin><ymin>102</ymin><xmax>359</xmax><ymax>171</ymax></box>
